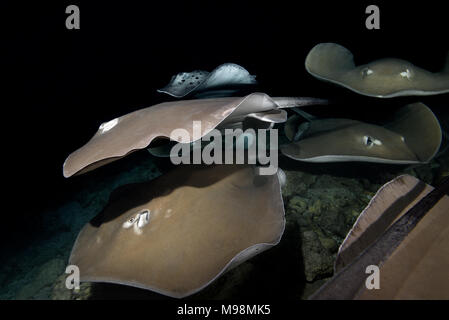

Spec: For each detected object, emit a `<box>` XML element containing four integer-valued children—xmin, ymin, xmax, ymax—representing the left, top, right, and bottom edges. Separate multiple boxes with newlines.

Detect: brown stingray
<box><xmin>305</xmin><ymin>43</ymin><xmax>449</xmax><ymax>97</ymax></box>
<box><xmin>63</xmin><ymin>93</ymin><xmax>326</xmax><ymax>177</ymax></box>
<box><xmin>69</xmin><ymin>164</ymin><xmax>285</xmax><ymax>298</ymax></box>
<box><xmin>310</xmin><ymin>175</ymin><xmax>449</xmax><ymax>299</ymax></box>
<box><xmin>281</xmin><ymin>102</ymin><xmax>442</xmax><ymax>164</ymax></box>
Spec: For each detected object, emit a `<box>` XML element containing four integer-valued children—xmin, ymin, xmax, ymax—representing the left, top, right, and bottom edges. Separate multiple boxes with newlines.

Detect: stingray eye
<box><xmin>122</xmin><ymin>210</ymin><xmax>151</xmax><ymax>232</ymax></box>
<box><xmin>363</xmin><ymin>135</ymin><xmax>382</xmax><ymax>148</ymax></box>
<box><xmin>361</xmin><ymin>67</ymin><xmax>373</xmax><ymax>78</ymax></box>
<box><xmin>363</xmin><ymin>135</ymin><xmax>374</xmax><ymax>147</ymax></box>
<box><xmin>122</xmin><ymin>215</ymin><xmax>138</xmax><ymax>229</ymax></box>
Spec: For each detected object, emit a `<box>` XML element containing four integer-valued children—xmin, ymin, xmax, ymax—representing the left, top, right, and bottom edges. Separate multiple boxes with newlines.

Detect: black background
<box><xmin>3</xmin><ymin>1</ymin><xmax>448</xmax><ymax>251</ymax></box>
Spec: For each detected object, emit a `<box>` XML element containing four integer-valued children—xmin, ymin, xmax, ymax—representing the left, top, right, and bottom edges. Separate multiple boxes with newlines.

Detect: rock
<box><xmin>51</xmin><ymin>273</ymin><xmax>73</xmax><ymax>300</ymax></box>
<box><xmin>404</xmin><ymin>164</ymin><xmax>435</xmax><ymax>185</ymax></box>
<box><xmin>16</xmin><ymin>258</ymin><xmax>65</xmax><ymax>299</ymax></box>
<box><xmin>319</xmin><ymin>237</ymin><xmax>338</xmax><ymax>253</ymax></box>
<box><xmin>317</xmin><ymin>208</ymin><xmax>348</xmax><ymax>238</ymax></box>
<box><xmin>51</xmin><ymin>273</ymin><xmax>92</xmax><ymax>300</ymax></box>
<box><xmin>287</xmin><ymin>196</ymin><xmax>308</xmax><ymax>216</ymax></box>
<box><xmin>282</xmin><ymin>170</ymin><xmax>316</xmax><ymax>199</ymax></box>
<box><xmin>300</xmin><ymin>231</ymin><xmax>334</xmax><ymax>282</ymax></box>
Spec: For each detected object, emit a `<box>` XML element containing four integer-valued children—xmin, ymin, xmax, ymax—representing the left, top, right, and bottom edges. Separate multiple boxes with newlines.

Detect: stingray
<box><xmin>310</xmin><ymin>175</ymin><xmax>449</xmax><ymax>299</ymax></box>
<box><xmin>68</xmin><ymin>164</ymin><xmax>285</xmax><ymax>298</ymax></box>
<box><xmin>305</xmin><ymin>43</ymin><xmax>449</xmax><ymax>98</ymax></box>
<box><xmin>63</xmin><ymin>93</ymin><xmax>328</xmax><ymax>177</ymax></box>
<box><xmin>146</xmin><ymin>109</ymin><xmax>284</xmax><ymax>158</ymax></box>
<box><xmin>281</xmin><ymin>102</ymin><xmax>442</xmax><ymax>164</ymax></box>
<box><xmin>157</xmin><ymin>63</ymin><xmax>257</xmax><ymax>98</ymax></box>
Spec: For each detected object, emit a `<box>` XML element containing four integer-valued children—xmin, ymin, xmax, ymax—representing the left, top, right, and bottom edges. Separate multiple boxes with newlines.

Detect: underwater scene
<box><xmin>3</xmin><ymin>1</ymin><xmax>449</xmax><ymax>305</ymax></box>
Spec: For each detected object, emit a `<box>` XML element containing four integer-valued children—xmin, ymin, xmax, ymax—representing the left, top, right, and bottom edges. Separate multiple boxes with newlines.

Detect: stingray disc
<box><xmin>281</xmin><ymin>102</ymin><xmax>442</xmax><ymax>164</ymax></box>
<box><xmin>63</xmin><ymin>93</ymin><xmax>279</xmax><ymax>177</ymax></box>
<box><xmin>69</xmin><ymin>164</ymin><xmax>285</xmax><ymax>298</ymax></box>
<box><xmin>305</xmin><ymin>43</ymin><xmax>449</xmax><ymax>97</ymax></box>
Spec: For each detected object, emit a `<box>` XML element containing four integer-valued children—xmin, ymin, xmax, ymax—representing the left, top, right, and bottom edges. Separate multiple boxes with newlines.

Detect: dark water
<box><xmin>2</xmin><ymin>1</ymin><xmax>449</xmax><ymax>300</ymax></box>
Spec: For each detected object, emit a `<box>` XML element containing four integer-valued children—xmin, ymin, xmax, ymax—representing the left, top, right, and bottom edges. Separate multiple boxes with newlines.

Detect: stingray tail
<box><xmin>273</xmin><ymin>97</ymin><xmax>329</xmax><ymax>109</ymax></box>
<box><xmin>291</xmin><ymin>107</ymin><xmax>316</xmax><ymax>121</ymax></box>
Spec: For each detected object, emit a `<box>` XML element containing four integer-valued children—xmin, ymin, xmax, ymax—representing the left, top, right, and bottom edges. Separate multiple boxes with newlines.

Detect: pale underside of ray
<box><xmin>280</xmin><ymin>102</ymin><xmax>442</xmax><ymax>164</ymax></box>
<box><xmin>310</xmin><ymin>175</ymin><xmax>449</xmax><ymax>299</ymax></box>
<box><xmin>157</xmin><ymin>63</ymin><xmax>257</xmax><ymax>98</ymax></box>
<box><xmin>305</xmin><ymin>43</ymin><xmax>449</xmax><ymax>98</ymax></box>
<box><xmin>63</xmin><ymin>93</ymin><xmax>326</xmax><ymax>177</ymax></box>
<box><xmin>69</xmin><ymin>164</ymin><xmax>285</xmax><ymax>298</ymax></box>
